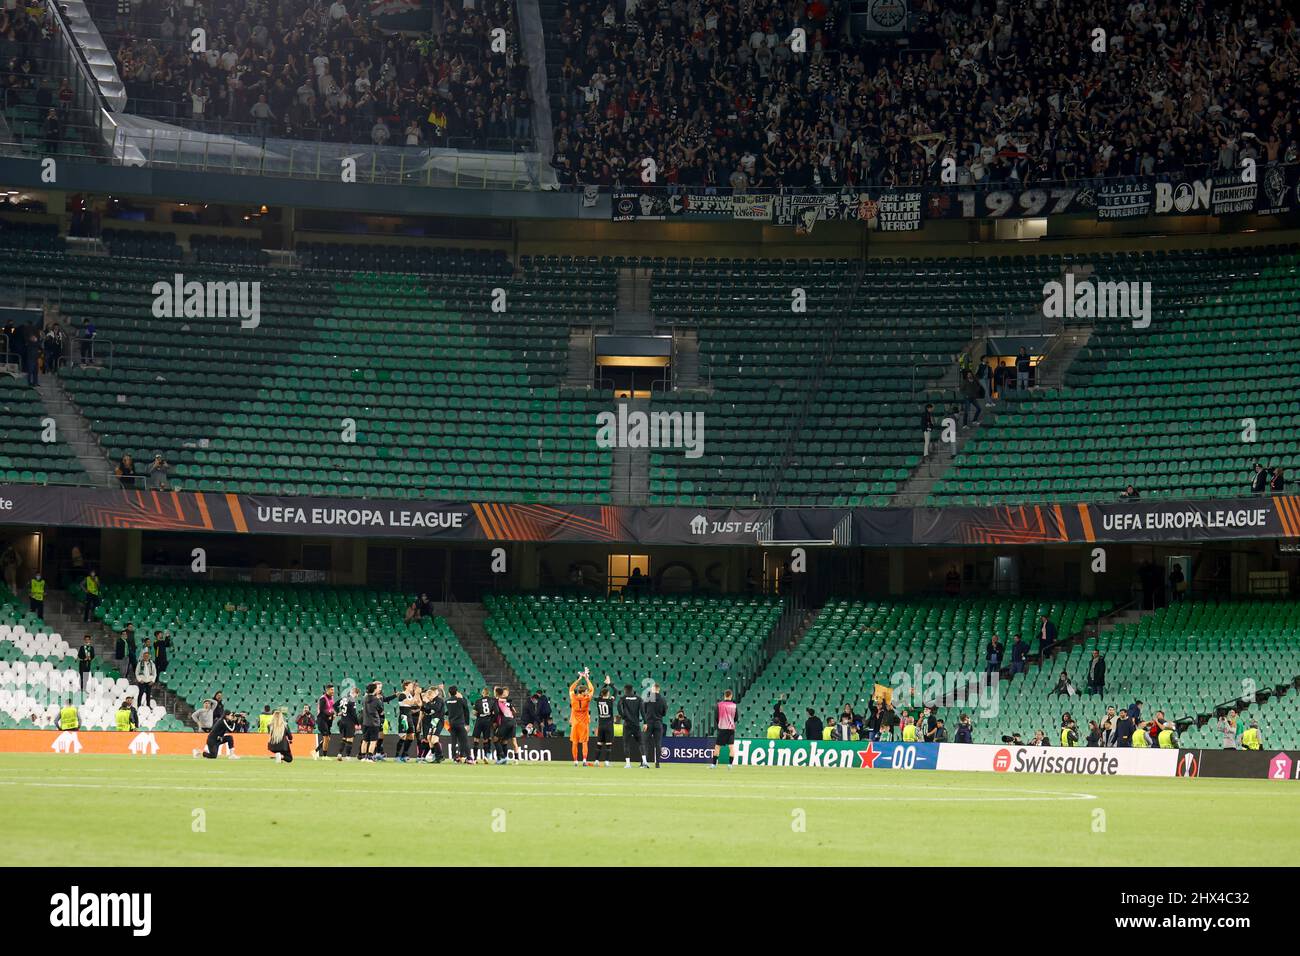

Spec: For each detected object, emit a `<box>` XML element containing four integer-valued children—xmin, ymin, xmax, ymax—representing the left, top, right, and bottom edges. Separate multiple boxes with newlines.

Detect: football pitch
<box><xmin>2</xmin><ymin>754</ymin><xmax>1296</xmax><ymax>866</ymax></box>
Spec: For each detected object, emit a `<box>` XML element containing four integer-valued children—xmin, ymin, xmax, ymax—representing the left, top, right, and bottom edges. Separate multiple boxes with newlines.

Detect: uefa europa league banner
<box><xmin>0</xmin><ymin>486</ymin><xmax>1296</xmax><ymax>545</ymax></box>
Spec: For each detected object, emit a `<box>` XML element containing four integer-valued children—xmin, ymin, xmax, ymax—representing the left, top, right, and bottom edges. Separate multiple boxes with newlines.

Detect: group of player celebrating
<box><xmin>293</xmin><ymin>668</ymin><xmax>715</xmax><ymax>767</ymax></box>
<box><xmin>566</xmin><ymin>670</ymin><xmax>668</xmax><ymax>768</ymax></box>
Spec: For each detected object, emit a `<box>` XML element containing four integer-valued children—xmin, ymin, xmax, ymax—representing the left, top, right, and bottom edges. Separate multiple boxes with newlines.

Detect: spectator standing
<box><xmin>147</xmin><ymin>454</ymin><xmax>171</xmax><ymax>490</ymax></box>
<box><xmin>1009</xmin><ymin>634</ymin><xmax>1028</xmax><ymax>675</ymax></box>
<box><xmin>153</xmin><ymin>629</ymin><xmax>170</xmax><ymax>675</ymax></box>
<box><xmin>135</xmin><ymin>650</ymin><xmax>157</xmax><ymax>707</ymax></box>
<box><xmin>961</xmin><ymin>371</ymin><xmax>982</xmax><ymax>427</ymax></box>
<box><xmin>27</xmin><ymin>569</ymin><xmax>45</xmax><ymax>619</ymax></box>
<box><xmin>77</xmin><ymin>634</ymin><xmax>95</xmax><ymax>691</ymax></box>
<box><xmin>1219</xmin><ymin>710</ymin><xmax>1240</xmax><ymax>750</ymax></box>
<box><xmin>804</xmin><ymin>708</ymin><xmax>823</xmax><ymax>742</ymax></box>
<box><xmin>1251</xmin><ymin>463</ymin><xmax>1269</xmax><ymax>494</ymax></box>
<box><xmin>115</xmin><ymin>455</ymin><xmax>139</xmax><ymax>489</ymax></box>
<box><xmin>82</xmin><ymin>570</ymin><xmax>102</xmax><ymax>623</ymax></box>
<box><xmin>954</xmin><ymin>713</ymin><xmax>973</xmax><ymax>743</ymax></box>
<box><xmin>1271</xmin><ymin>468</ymin><xmax>1286</xmax><ymax>493</ymax></box>
<box><xmin>984</xmin><ymin>634</ymin><xmax>1002</xmax><ymax>675</ymax></box>
<box><xmin>79</xmin><ymin>319</ymin><xmax>95</xmax><ymax>365</ymax></box>
<box><xmin>921</xmin><ymin>402</ymin><xmax>935</xmax><ymax>458</ymax></box>
<box><xmin>1038</xmin><ymin>614</ymin><xmax>1058</xmax><ymax>656</ymax></box>
<box><xmin>1086</xmin><ymin>649</ymin><xmax>1106</xmax><ymax>695</ymax></box>
<box><xmin>1015</xmin><ymin>347</ymin><xmax>1031</xmax><ymax>392</ymax></box>
<box><xmin>193</xmin><ymin>699</ymin><xmax>215</xmax><ymax>733</ymax></box>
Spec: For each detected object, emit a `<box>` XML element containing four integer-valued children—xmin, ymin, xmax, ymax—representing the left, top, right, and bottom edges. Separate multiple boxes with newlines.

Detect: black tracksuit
<box><xmin>641</xmin><ymin>693</ymin><xmax>667</xmax><ymax>766</ymax></box>
<box><xmin>619</xmin><ymin>692</ymin><xmax>643</xmax><ymax>762</ymax></box>
<box><xmin>446</xmin><ymin>697</ymin><xmax>471</xmax><ymax>760</ymax></box>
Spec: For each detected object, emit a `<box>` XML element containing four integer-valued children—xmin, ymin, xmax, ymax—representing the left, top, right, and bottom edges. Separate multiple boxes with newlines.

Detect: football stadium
<box><xmin>0</xmin><ymin>0</ymin><xmax>1297</xmax><ymax>913</ymax></box>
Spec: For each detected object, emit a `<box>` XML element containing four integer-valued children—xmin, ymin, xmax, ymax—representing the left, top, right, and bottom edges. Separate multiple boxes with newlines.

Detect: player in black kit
<box><xmin>396</xmin><ymin>680</ymin><xmax>421</xmax><ymax>762</ymax></box>
<box><xmin>419</xmin><ymin>684</ymin><xmax>446</xmax><ymax>763</ymax></box>
<box><xmin>642</xmin><ymin>683</ymin><xmax>667</xmax><ymax>769</ymax></box>
<box><xmin>335</xmin><ymin>685</ymin><xmax>360</xmax><ymax>760</ymax></box>
<box><xmin>619</xmin><ymin>683</ymin><xmax>645</xmax><ymax>768</ymax></box>
<box><xmin>472</xmin><ymin>687</ymin><xmax>496</xmax><ymax>762</ymax></box>
<box><xmin>314</xmin><ymin>683</ymin><xmax>335</xmax><ymax>759</ymax></box>
<box><xmin>594</xmin><ymin>677</ymin><xmax>617</xmax><ymax>767</ymax></box>
<box><xmin>445</xmin><ymin>686</ymin><xmax>474</xmax><ymax>763</ymax></box>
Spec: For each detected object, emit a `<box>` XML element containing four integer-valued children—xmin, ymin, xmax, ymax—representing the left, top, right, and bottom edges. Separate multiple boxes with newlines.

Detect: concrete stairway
<box><xmin>892</xmin><ymin>399</ymin><xmax>1008</xmax><ymax>505</ymax></box>
<box><xmin>437</xmin><ymin>601</ymin><xmax>524</xmax><ymax>695</ymax></box>
<box><xmin>614</xmin><ymin>268</ymin><xmax>654</xmax><ymax>334</ymax></box>
<box><xmin>42</xmin><ymin>590</ymin><xmax>197</xmax><ymax>724</ymax></box>
<box><xmin>564</xmin><ymin>327</ymin><xmax>594</xmax><ymax>387</ymax></box>
<box><xmin>671</xmin><ymin>328</ymin><xmax>703</xmax><ymax>389</ymax></box>
<box><xmin>34</xmin><ymin>373</ymin><xmax>115</xmax><ymax>487</ymax></box>
<box><xmin>609</xmin><ymin>397</ymin><xmax>650</xmax><ymax>505</ymax></box>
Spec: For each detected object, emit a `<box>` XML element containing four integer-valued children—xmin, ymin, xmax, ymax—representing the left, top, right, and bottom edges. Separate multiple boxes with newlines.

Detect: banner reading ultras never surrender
<box><xmin>0</xmin><ymin>486</ymin><xmax>1296</xmax><ymax>546</ymax></box>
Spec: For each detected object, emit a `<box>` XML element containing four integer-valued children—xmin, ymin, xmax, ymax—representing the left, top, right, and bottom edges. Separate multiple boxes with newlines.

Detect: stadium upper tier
<box><xmin>484</xmin><ymin>592</ymin><xmax>782</xmax><ymax>733</ymax></box>
<box><xmin>91</xmin><ymin>581</ymin><xmax>485</xmax><ymax>720</ymax></box>
<box><xmin>7</xmin><ymin>0</ymin><xmax>1295</xmax><ymax>189</ymax></box>
<box><xmin>1</xmin><ymin>223</ymin><xmax>1296</xmax><ymax>507</ymax></box>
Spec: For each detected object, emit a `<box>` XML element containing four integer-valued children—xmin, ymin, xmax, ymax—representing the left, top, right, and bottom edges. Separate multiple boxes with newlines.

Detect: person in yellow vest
<box><xmin>901</xmin><ymin>716</ymin><xmax>919</xmax><ymax>742</ymax></box>
<box><xmin>1060</xmin><ymin>715</ymin><xmax>1079</xmax><ymax>747</ymax></box>
<box><xmin>1241</xmin><ymin>721</ymin><xmax>1262</xmax><ymax>751</ymax></box>
<box><xmin>114</xmin><ymin>695</ymin><xmax>137</xmax><ymax>732</ymax></box>
<box><xmin>82</xmin><ymin>569</ymin><xmax>101</xmax><ymax>623</ymax></box>
<box><xmin>1157</xmin><ymin>722</ymin><xmax>1178</xmax><ymax>749</ymax></box>
<box><xmin>766</xmin><ymin>723</ymin><xmax>781</xmax><ymax>739</ymax></box>
<box><xmin>58</xmin><ymin>698</ymin><xmax>79</xmax><ymax>731</ymax></box>
<box><xmin>28</xmin><ymin>571</ymin><xmax>45</xmax><ymax>619</ymax></box>
<box><xmin>257</xmin><ymin>705</ymin><xmax>274</xmax><ymax>733</ymax></box>
<box><xmin>1132</xmin><ymin>722</ymin><xmax>1150</xmax><ymax>748</ymax></box>
<box><xmin>821</xmin><ymin>720</ymin><xmax>833</xmax><ymax>740</ymax></box>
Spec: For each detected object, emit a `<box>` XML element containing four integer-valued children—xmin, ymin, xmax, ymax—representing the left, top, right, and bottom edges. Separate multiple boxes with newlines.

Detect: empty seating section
<box><xmin>643</xmin><ymin>256</ymin><xmax>1063</xmax><ymax>505</ymax></box>
<box><xmin>934</xmin><ymin>247</ymin><xmax>1300</xmax><ymax>503</ymax></box>
<box><xmin>785</xmin><ymin>257</ymin><xmax>1043</xmax><ymax>505</ymax></box>
<box><xmin>3</xmin><ymin>243</ymin><xmax>617</xmax><ymax>500</ymax></box>
<box><xmin>93</xmin><ymin>582</ymin><xmax>485</xmax><ymax>717</ymax></box>
<box><xmin>739</xmin><ymin>597</ymin><xmax>1108</xmax><ymax>738</ymax></box>
<box><xmin>484</xmin><ymin>593</ymin><xmax>781</xmax><ymax>732</ymax></box>
<box><xmin>647</xmin><ymin>258</ymin><xmax>851</xmax><ymax>504</ymax></box>
<box><xmin>0</xmin><ymin>375</ymin><xmax>84</xmax><ymax>484</ymax></box>
<box><xmin>0</xmin><ymin>591</ymin><xmax>180</xmax><ymax>730</ymax></box>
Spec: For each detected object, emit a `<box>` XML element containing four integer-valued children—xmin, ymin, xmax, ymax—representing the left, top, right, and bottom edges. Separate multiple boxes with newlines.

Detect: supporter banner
<box><xmin>370</xmin><ymin>0</ymin><xmax>432</xmax><ymax>33</ymax></box>
<box><xmin>0</xmin><ymin>728</ymin><xmax>315</xmax><ymax>757</ymax></box>
<box><xmin>2</xmin><ymin>487</ymin><xmax>1296</xmax><ymax>545</ymax></box>
<box><xmin>936</xmin><ymin>743</ymin><xmax>1178</xmax><ymax>777</ymax></box>
<box><xmin>928</xmin><ymin>184</ymin><xmax>1097</xmax><ymax>220</ymax></box>
<box><xmin>658</xmin><ymin>736</ymin><xmax>717</xmax><ymax>763</ymax></box>
<box><xmin>1175</xmin><ymin>749</ymin><xmax>1300</xmax><ymax>780</ymax></box>
<box><xmin>861</xmin><ymin>189</ymin><xmax>923</xmax><ymax>231</ymax></box>
<box><xmin>1211</xmin><ymin>173</ymin><xmax>1258</xmax><ymax>216</ymax></box>
<box><xmin>730</xmin><ymin>737</ymin><xmax>939</xmax><ymax>769</ymax></box>
<box><xmin>863</xmin><ymin>0</ymin><xmax>909</xmax><ymax>33</ymax></box>
<box><xmin>1097</xmin><ymin>181</ymin><xmax>1153</xmax><ymax>220</ymax></box>
<box><xmin>730</xmin><ymin>194</ymin><xmax>774</xmax><ymax>221</ymax></box>
<box><xmin>1151</xmin><ymin>175</ymin><xmax>1215</xmax><ymax>216</ymax></box>
<box><xmin>611</xmin><ymin>189</ymin><xmax>686</xmax><ymax>221</ymax></box>
<box><xmin>682</xmin><ymin>192</ymin><xmax>736</xmax><ymax>218</ymax></box>
<box><xmin>1257</xmin><ymin>163</ymin><xmax>1300</xmax><ymax>216</ymax></box>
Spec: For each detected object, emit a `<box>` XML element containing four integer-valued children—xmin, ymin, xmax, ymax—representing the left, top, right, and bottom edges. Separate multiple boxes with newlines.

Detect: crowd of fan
<box><xmin>90</xmin><ymin>0</ymin><xmax>532</xmax><ymax>148</ymax></box>
<box><xmin>548</xmin><ymin>0</ymin><xmax>1300</xmax><ymax>189</ymax></box>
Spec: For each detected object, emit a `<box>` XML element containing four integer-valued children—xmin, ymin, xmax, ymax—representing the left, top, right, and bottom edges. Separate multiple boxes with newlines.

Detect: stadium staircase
<box><xmin>42</xmin><ymin>590</ymin><xmax>196</xmax><ymax>724</ymax></box>
<box><xmin>615</xmin><ymin>268</ymin><xmax>654</xmax><ymax>334</ymax></box>
<box><xmin>34</xmin><ymin>373</ymin><xmax>114</xmax><ymax>487</ymax></box>
<box><xmin>437</xmin><ymin>601</ymin><xmax>525</xmax><ymax>695</ymax></box>
<box><xmin>610</xmin><ymin>397</ymin><xmax>651</xmax><ymax>504</ymax></box>
<box><xmin>565</xmin><ymin>327</ymin><xmax>595</xmax><ymax>386</ymax></box>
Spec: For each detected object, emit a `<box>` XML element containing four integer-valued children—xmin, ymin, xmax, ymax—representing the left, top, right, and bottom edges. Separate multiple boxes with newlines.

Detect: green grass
<box><xmin>2</xmin><ymin>754</ymin><xmax>1297</xmax><ymax>866</ymax></box>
